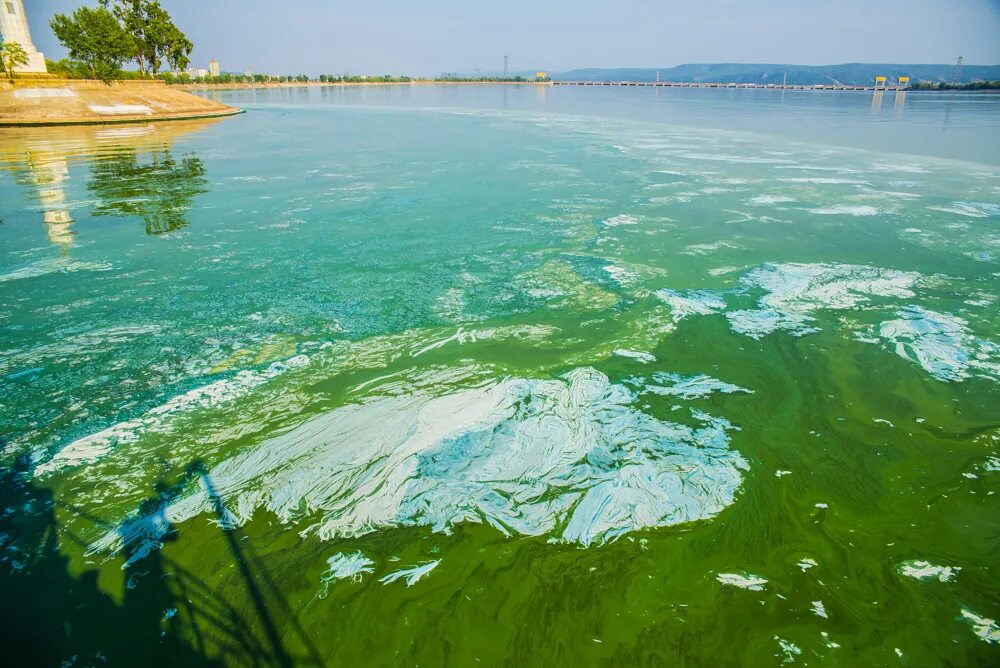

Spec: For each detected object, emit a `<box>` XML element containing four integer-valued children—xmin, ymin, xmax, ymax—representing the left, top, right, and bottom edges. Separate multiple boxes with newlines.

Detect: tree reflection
<box><xmin>88</xmin><ymin>148</ymin><xmax>208</xmax><ymax>235</ymax></box>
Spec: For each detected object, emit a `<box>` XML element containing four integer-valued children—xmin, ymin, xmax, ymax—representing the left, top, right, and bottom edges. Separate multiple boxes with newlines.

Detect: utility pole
<box><xmin>656</xmin><ymin>70</ymin><xmax>660</xmax><ymax>83</ymax></box>
<box><xmin>782</xmin><ymin>71</ymin><xmax>787</xmax><ymax>87</ymax></box>
<box><xmin>953</xmin><ymin>56</ymin><xmax>963</xmax><ymax>85</ymax></box>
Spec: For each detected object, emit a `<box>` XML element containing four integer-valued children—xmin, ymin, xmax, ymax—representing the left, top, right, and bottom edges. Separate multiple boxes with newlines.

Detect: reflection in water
<box><xmin>89</xmin><ymin>149</ymin><xmax>208</xmax><ymax>236</ymax></box>
<box><xmin>894</xmin><ymin>90</ymin><xmax>906</xmax><ymax>111</ymax></box>
<box><xmin>871</xmin><ymin>90</ymin><xmax>884</xmax><ymax>111</ymax></box>
<box><xmin>0</xmin><ymin>119</ymin><xmax>221</xmax><ymax>247</ymax></box>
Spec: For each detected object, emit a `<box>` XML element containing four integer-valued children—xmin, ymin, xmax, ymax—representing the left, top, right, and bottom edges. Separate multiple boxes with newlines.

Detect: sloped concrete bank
<box><xmin>0</xmin><ymin>78</ymin><xmax>242</xmax><ymax>127</ymax></box>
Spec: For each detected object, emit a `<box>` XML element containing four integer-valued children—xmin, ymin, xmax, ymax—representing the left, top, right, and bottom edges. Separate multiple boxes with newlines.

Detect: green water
<box><xmin>1</xmin><ymin>86</ymin><xmax>998</xmax><ymax>666</ymax></box>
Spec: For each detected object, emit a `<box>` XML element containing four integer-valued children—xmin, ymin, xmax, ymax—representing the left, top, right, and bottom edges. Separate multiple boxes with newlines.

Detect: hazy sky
<box><xmin>21</xmin><ymin>0</ymin><xmax>1000</xmax><ymax>75</ymax></box>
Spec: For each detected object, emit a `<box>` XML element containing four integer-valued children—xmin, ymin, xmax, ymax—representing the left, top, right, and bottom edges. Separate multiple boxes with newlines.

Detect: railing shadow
<box><xmin>0</xmin><ymin>456</ymin><xmax>324</xmax><ymax>667</ymax></box>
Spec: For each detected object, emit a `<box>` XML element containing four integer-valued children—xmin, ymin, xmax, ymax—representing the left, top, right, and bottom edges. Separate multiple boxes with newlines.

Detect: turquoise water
<box><xmin>1</xmin><ymin>85</ymin><xmax>998</xmax><ymax>666</ymax></box>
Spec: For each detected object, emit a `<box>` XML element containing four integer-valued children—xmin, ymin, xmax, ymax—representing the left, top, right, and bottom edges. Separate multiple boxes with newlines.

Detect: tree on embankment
<box><xmin>1</xmin><ymin>41</ymin><xmax>29</xmax><ymax>81</ymax></box>
<box><xmin>49</xmin><ymin>6</ymin><xmax>133</xmax><ymax>82</ymax></box>
<box><xmin>49</xmin><ymin>1</ymin><xmax>193</xmax><ymax>82</ymax></box>
<box><xmin>99</xmin><ymin>0</ymin><xmax>193</xmax><ymax>76</ymax></box>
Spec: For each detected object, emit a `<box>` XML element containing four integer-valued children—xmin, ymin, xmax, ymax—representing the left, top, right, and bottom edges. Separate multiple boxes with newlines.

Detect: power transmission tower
<box><xmin>503</xmin><ymin>55</ymin><xmax>509</xmax><ymax>79</ymax></box>
<box><xmin>953</xmin><ymin>56</ymin><xmax>963</xmax><ymax>84</ymax></box>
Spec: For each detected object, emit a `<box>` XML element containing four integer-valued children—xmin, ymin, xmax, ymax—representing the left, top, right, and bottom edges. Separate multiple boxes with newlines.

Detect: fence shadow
<box><xmin>0</xmin><ymin>457</ymin><xmax>324</xmax><ymax>667</ymax></box>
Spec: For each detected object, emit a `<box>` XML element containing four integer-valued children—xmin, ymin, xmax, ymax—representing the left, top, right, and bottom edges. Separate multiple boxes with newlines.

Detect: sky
<box><xmin>20</xmin><ymin>0</ymin><xmax>1000</xmax><ymax>76</ymax></box>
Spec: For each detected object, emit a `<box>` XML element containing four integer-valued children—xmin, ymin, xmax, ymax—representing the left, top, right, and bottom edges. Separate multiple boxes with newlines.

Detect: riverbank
<box><xmin>0</xmin><ymin>78</ymin><xmax>242</xmax><ymax>127</ymax></box>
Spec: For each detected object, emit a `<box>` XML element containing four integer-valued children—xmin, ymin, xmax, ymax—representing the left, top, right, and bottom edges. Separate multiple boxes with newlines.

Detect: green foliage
<box><xmin>45</xmin><ymin>58</ymin><xmax>90</xmax><ymax>79</ymax></box>
<box><xmin>155</xmin><ymin>72</ymin><xmax>422</xmax><ymax>87</ymax></box>
<box><xmin>911</xmin><ymin>80</ymin><xmax>1000</xmax><ymax>90</ymax></box>
<box><xmin>1</xmin><ymin>41</ymin><xmax>29</xmax><ymax>80</ymax></box>
<box><xmin>100</xmin><ymin>0</ymin><xmax>192</xmax><ymax>75</ymax></box>
<box><xmin>434</xmin><ymin>75</ymin><xmax>527</xmax><ymax>82</ymax></box>
<box><xmin>49</xmin><ymin>7</ymin><xmax>134</xmax><ymax>82</ymax></box>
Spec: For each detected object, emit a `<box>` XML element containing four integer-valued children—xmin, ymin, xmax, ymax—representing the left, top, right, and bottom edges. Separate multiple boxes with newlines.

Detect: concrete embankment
<box><xmin>0</xmin><ymin>78</ymin><xmax>242</xmax><ymax>127</ymax></box>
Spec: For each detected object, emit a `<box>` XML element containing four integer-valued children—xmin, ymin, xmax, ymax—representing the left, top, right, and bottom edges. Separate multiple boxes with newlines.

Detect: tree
<box><xmin>140</xmin><ymin>2</ymin><xmax>192</xmax><ymax>74</ymax></box>
<box><xmin>1</xmin><ymin>41</ymin><xmax>28</xmax><ymax>81</ymax></box>
<box><xmin>50</xmin><ymin>7</ymin><xmax>134</xmax><ymax>82</ymax></box>
<box><xmin>100</xmin><ymin>0</ymin><xmax>192</xmax><ymax>76</ymax></box>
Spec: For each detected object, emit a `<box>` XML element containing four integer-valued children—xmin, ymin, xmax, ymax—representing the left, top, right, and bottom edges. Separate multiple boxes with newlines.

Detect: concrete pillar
<box><xmin>0</xmin><ymin>0</ymin><xmax>47</xmax><ymax>73</ymax></box>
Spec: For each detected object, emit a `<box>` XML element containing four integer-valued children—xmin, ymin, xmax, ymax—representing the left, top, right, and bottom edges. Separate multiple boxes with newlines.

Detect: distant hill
<box><xmin>548</xmin><ymin>63</ymin><xmax>1000</xmax><ymax>85</ymax></box>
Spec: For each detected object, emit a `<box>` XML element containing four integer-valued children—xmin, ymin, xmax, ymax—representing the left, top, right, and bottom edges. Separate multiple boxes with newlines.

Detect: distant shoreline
<box><xmin>175</xmin><ymin>80</ymin><xmax>999</xmax><ymax>94</ymax></box>
<box><xmin>176</xmin><ymin>80</ymin><xmax>551</xmax><ymax>91</ymax></box>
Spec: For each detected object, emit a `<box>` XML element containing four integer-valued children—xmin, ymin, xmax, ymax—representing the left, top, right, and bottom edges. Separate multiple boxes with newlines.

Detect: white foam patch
<box><xmin>323</xmin><ymin>551</ymin><xmax>374</xmax><ymax>582</ymax></box>
<box><xmin>0</xmin><ymin>259</ymin><xmax>112</xmax><ymax>284</ymax></box>
<box><xmin>410</xmin><ymin>325</ymin><xmax>555</xmax><ymax>357</ymax></box>
<box><xmin>726</xmin><ymin>263</ymin><xmax>920</xmax><ymax>339</ymax></box>
<box><xmin>379</xmin><ymin>560</ymin><xmax>439</xmax><ymax>587</ymax></box>
<box><xmin>603</xmin><ymin>264</ymin><xmax>639</xmax><ymax>286</ymax></box>
<box><xmin>603</xmin><ymin>214</ymin><xmax>638</xmax><ymax>227</ymax></box>
<box><xmin>716</xmin><ymin>572</ymin><xmax>767</xmax><ymax>591</ymax></box>
<box><xmin>927</xmin><ymin>202</ymin><xmax>1000</xmax><ymax>218</ymax></box>
<box><xmin>808</xmin><ymin>205</ymin><xmax>881</xmax><ymax>216</ymax></box>
<box><xmin>655</xmin><ymin>289</ymin><xmax>726</xmax><ymax>321</ymax></box>
<box><xmin>870</xmin><ymin>162</ymin><xmax>929</xmax><ymax>175</ymax></box>
<box><xmin>898</xmin><ymin>560</ymin><xmax>960</xmax><ymax>583</ymax></box>
<box><xmin>775</xmin><ymin>636</ymin><xmax>802</xmax><ymax>663</ymax></box>
<box><xmin>613</xmin><ymin>349</ymin><xmax>656</xmax><ymax>363</ymax></box>
<box><xmin>961</xmin><ymin>609</ymin><xmax>1000</xmax><ymax>644</ymax></box>
<box><xmin>868</xmin><ymin>306</ymin><xmax>1000</xmax><ymax>382</ymax></box>
<box><xmin>747</xmin><ymin>195</ymin><xmax>796</xmax><ymax>206</ymax></box>
<box><xmin>90</xmin><ymin>367</ymin><xmax>749</xmax><ymax>559</ymax></box>
<box><xmin>643</xmin><ymin>372</ymin><xmax>752</xmax><ymax>400</ymax></box>
<box><xmin>778</xmin><ymin>177</ymin><xmax>870</xmax><ymax>185</ymax></box>
<box><xmin>88</xmin><ymin>104</ymin><xmax>153</xmax><ymax>115</ymax></box>
<box><xmin>37</xmin><ymin>355</ymin><xmax>311</xmax><ymax>474</ymax></box>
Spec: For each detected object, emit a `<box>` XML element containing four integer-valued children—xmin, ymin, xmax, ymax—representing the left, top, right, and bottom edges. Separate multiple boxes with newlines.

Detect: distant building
<box><xmin>244</xmin><ymin>69</ymin><xmax>253</xmax><ymax>77</ymax></box>
<box><xmin>197</xmin><ymin>68</ymin><xmax>208</xmax><ymax>78</ymax></box>
<box><xmin>0</xmin><ymin>0</ymin><xmax>47</xmax><ymax>73</ymax></box>
<box><xmin>208</xmin><ymin>59</ymin><xmax>220</xmax><ymax>76</ymax></box>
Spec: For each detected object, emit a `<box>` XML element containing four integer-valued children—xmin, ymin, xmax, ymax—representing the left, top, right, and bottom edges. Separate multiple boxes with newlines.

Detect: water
<box><xmin>1</xmin><ymin>85</ymin><xmax>998</xmax><ymax>666</ymax></box>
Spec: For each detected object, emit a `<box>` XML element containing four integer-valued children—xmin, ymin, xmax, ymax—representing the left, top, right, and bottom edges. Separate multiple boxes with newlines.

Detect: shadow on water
<box><xmin>0</xmin><ymin>457</ymin><xmax>322</xmax><ymax>667</ymax></box>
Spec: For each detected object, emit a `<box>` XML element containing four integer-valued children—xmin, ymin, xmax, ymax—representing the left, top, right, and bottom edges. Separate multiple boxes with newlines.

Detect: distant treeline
<box><xmin>156</xmin><ymin>72</ymin><xmax>417</xmax><ymax>84</ymax></box>
<box><xmin>153</xmin><ymin>73</ymin><xmax>542</xmax><ymax>85</ymax></box>
<box><xmin>910</xmin><ymin>80</ymin><xmax>1000</xmax><ymax>91</ymax></box>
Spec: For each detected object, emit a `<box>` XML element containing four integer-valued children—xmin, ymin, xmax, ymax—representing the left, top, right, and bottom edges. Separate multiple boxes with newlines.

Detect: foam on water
<box><xmin>379</xmin><ymin>560</ymin><xmax>439</xmax><ymax>587</ymax></box>
<box><xmin>613</xmin><ymin>349</ymin><xmax>656</xmax><ymax>363</ymax></box>
<box><xmin>961</xmin><ymin>610</ymin><xmax>1000</xmax><ymax>644</ymax></box>
<box><xmin>869</xmin><ymin>306</ymin><xmax>1000</xmax><ymax>382</ymax></box>
<box><xmin>323</xmin><ymin>551</ymin><xmax>375</xmax><ymax>583</ymax></box>
<box><xmin>36</xmin><ymin>355</ymin><xmax>311</xmax><ymax>474</ymax></box>
<box><xmin>89</xmin><ymin>367</ymin><xmax>748</xmax><ymax>559</ymax></box>
<box><xmin>0</xmin><ymin>258</ymin><xmax>112</xmax><ymax>283</ymax></box>
<box><xmin>716</xmin><ymin>572</ymin><xmax>767</xmax><ymax>590</ymax></box>
<box><xmin>655</xmin><ymin>289</ymin><xmax>727</xmax><ymax>321</ymax></box>
<box><xmin>602</xmin><ymin>214</ymin><xmax>638</xmax><ymax>227</ymax></box>
<box><xmin>642</xmin><ymin>372</ymin><xmax>753</xmax><ymax>400</ymax></box>
<box><xmin>726</xmin><ymin>263</ymin><xmax>920</xmax><ymax>339</ymax></box>
<box><xmin>807</xmin><ymin>205</ymin><xmax>881</xmax><ymax>216</ymax></box>
<box><xmin>927</xmin><ymin>202</ymin><xmax>1000</xmax><ymax>218</ymax></box>
<box><xmin>747</xmin><ymin>195</ymin><xmax>796</xmax><ymax>206</ymax></box>
<box><xmin>897</xmin><ymin>560</ymin><xmax>960</xmax><ymax>583</ymax></box>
